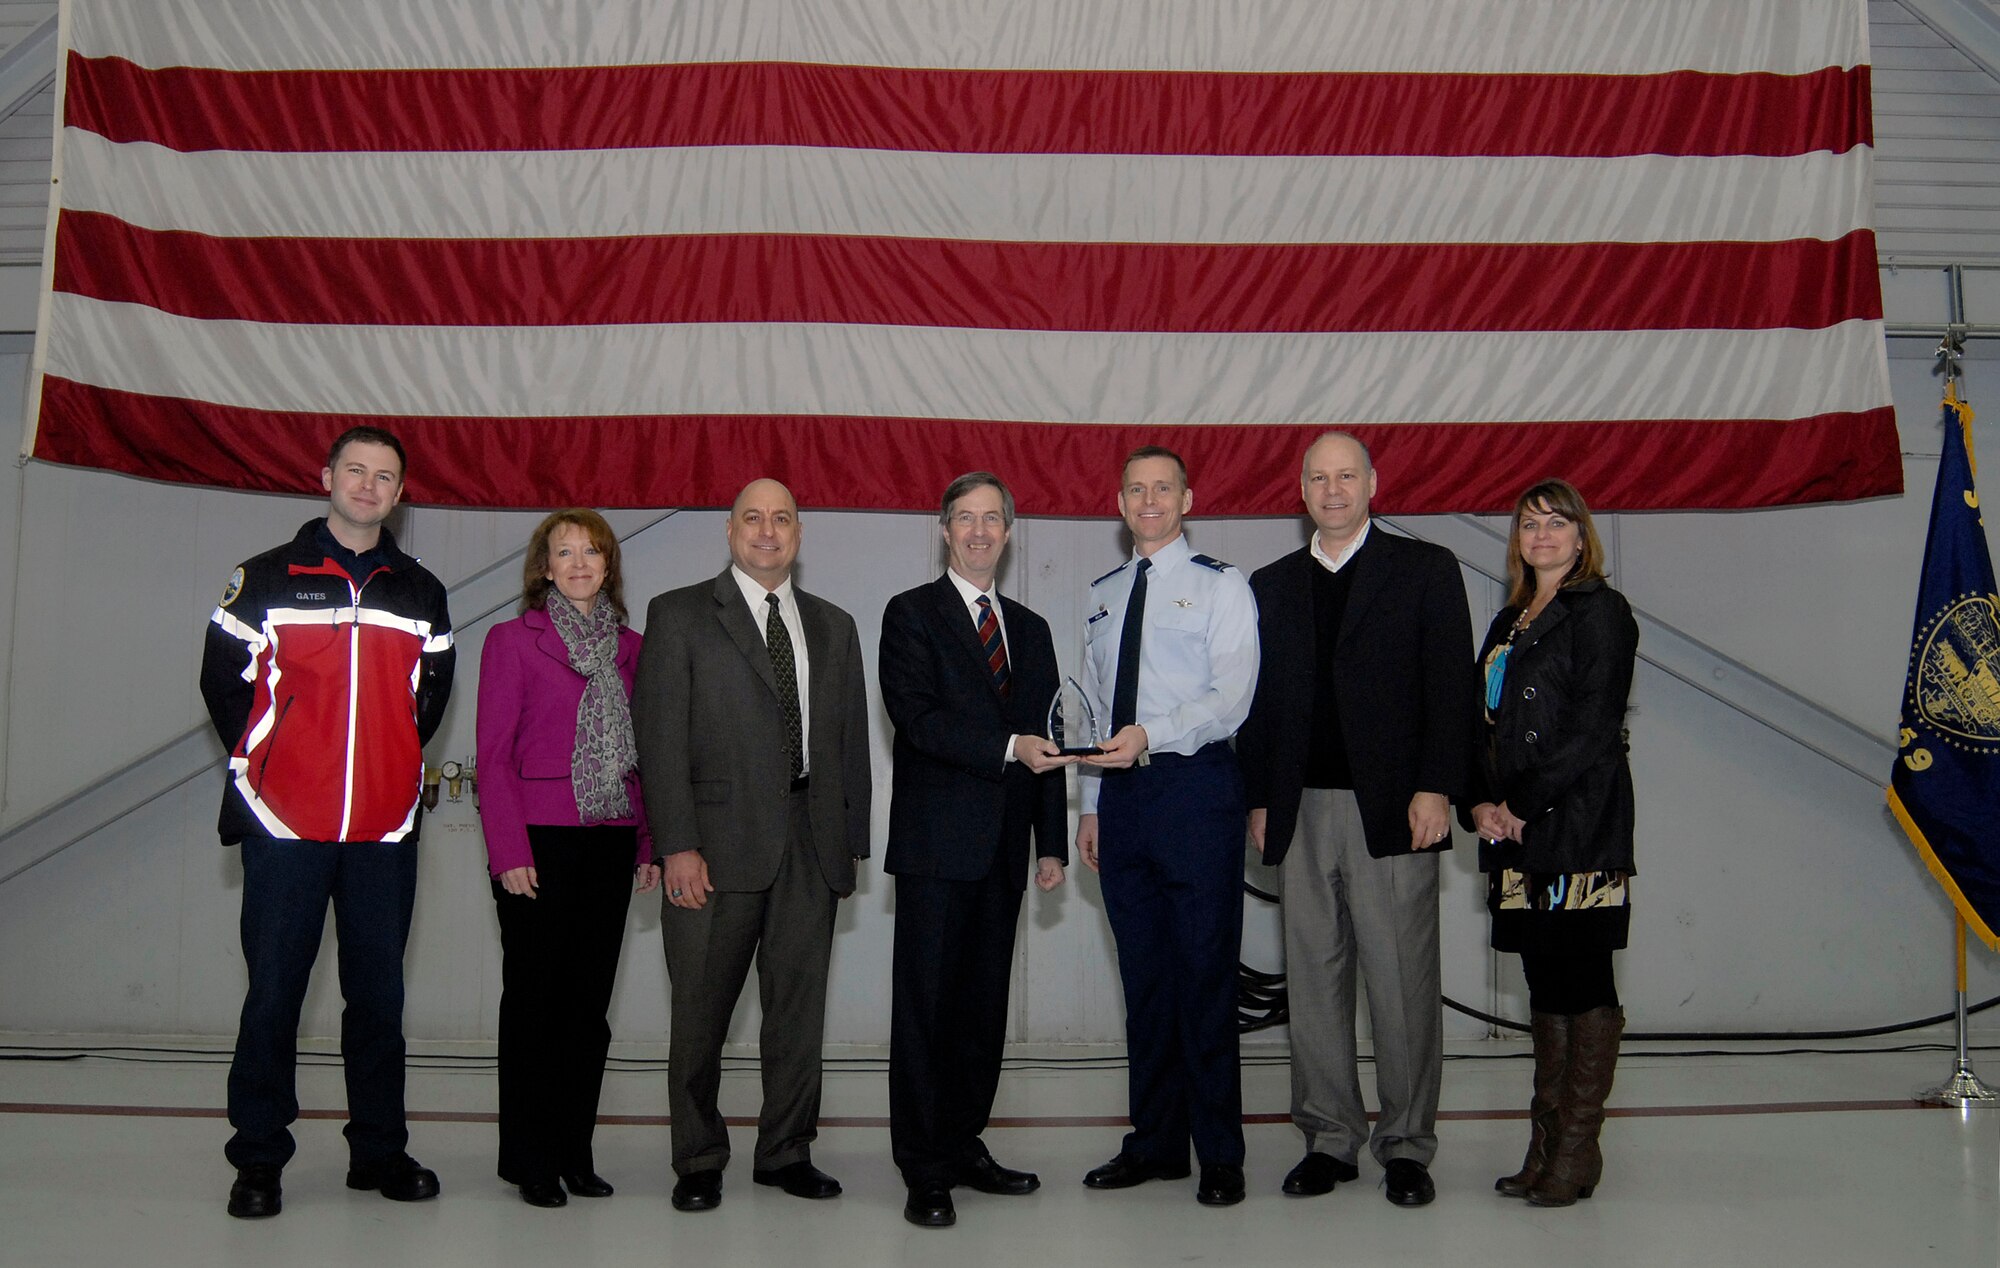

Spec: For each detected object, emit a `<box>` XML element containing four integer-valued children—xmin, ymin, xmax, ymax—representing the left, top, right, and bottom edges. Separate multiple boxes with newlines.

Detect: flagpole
<box><xmin>1920</xmin><ymin>912</ymin><xmax>1997</xmax><ymax>1107</ymax></box>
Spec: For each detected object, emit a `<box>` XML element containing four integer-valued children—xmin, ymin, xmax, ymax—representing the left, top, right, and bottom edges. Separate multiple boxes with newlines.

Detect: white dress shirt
<box><xmin>1310</xmin><ymin>519</ymin><xmax>1371</xmax><ymax>574</ymax></box>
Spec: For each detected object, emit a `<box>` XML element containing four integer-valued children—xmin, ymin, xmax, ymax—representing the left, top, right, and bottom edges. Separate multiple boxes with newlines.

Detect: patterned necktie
<box><xmin>1110</xmin><ymin>557</ymin><xmax>1151</xmax><ymax>733</ymax></box>
<box><xmin>765</xmin><ymin>593</ymin><xmax>804</xmax><ymax>778</ymax></box>
<box><xmin>976</xmin><ymin>595</ymin><xmax>1011</xmax><ymax>698</ymax></box>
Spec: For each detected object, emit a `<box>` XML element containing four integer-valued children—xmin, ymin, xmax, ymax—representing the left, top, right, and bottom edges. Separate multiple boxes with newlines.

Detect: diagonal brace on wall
<box><xmin>1384</xmin><ymin>514</ymin><xmax>1896</xmax><ymax>785</ymax></box>
<box><xmin>1902</xmin><ymin>0</ymin><xmax>2000</xmax><ymax>84</ymax></box>
<box><xmin>0</xmin><ymin>509</ymin><xmax>676</xmax><ymax>887</ymax></box>
<box><xmin>0</xmin><ymin>14</ymin><xmax>57</xmax><ymax>126</ymax></box>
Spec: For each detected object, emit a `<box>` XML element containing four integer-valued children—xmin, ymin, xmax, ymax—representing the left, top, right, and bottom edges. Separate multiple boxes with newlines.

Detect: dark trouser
<box><xmin>889</xmin><ymin>864</ymin><xmax>1024</xmax><ymax>1186</ymax></box>
<box><xmin>661</xmin><ymin>795</ymin><xmax>835</xmax><ymax>1176</ymax></box>
<box><xmin>226</xmin><ymin>835</ymin><xmax>418</xmax><ymax>1171</ymax></box>
<box><xmin>1096</xmin><ymin>745</ymin><xmax>1246</xmax><ymax>1168</ymax></box>
<box><xmin>492</xmin><ymin>824</ymin><xmax>638</xmax><ymax>1184</ymax></box>
<box><xmin>1519</xmin><ymin>950</ymin><xmax>1620</xmax><ymax>1015</ymax></box>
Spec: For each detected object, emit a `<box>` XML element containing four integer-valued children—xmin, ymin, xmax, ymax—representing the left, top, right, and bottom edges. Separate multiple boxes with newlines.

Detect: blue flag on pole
<box><xmin>1889</xmin><ymin>386</ymin><xmax>2000</xmax><ymax>951</ymax></box>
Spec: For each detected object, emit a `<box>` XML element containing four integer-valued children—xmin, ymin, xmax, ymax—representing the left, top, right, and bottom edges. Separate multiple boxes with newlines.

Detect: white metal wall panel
<box><xmin>1874</xmin><ymin>0</ymin><xmax>2000</xmax><ymax>261</ymax></box>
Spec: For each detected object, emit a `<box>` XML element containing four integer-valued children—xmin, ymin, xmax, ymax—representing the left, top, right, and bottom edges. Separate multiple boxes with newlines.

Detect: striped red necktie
<box><xmin>976</xmin><ymin>595</ymin><xmax>1011</xmax><ymax>698</ymax></box>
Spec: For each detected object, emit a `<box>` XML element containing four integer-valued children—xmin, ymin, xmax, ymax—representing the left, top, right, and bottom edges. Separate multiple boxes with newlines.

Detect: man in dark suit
<box><xmin>633</xmin><ymin>478</ymin><xmax>872</xmax><ymax>1214</ymax></box>
<box><xmin>879</xmin><ymin>472</ymin><xmax>1072</xmax><ymax>1229</ymax></box>
<box><xmin>1237</xmin><ymin>432</ymin><xmax>1477</xmax><ymax>1208</ymax></box>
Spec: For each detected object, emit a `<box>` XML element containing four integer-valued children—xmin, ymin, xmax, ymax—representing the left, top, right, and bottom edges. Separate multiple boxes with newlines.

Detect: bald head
<box><xmin>1301</xmin><ymin>431</ymin><xmax>1372</xmax><ymax>480</ymax></box>
<box><xmin>1301</xmin><ymin>432</ymin><xmax>1376</xmax><ymax>549</ymax></box>
<box><xmin>726</xmin><ymin>478</ymin><xmax>802</xmax><ymax>589</ymax></box>
<box><xmin>731</xmin><ymin>477</ymin><xmax>797</xmax><ymax>517</ymax></box>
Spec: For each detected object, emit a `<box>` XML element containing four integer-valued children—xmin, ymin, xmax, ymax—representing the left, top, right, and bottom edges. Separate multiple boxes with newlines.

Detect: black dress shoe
<box><xmin>1384</xmin><ymin>1158</ymin><xmax>1436</xmax><ymax>1207</ymax></box>
<box><xmin>1082</xmin><ymin>1153</ymin><xmax>1192</xmax><ymax>1189</ymax></box>
<box><xmin>1281</xmin><ymin>1152</ymin><xmax>1360</xmax><ymax>1196</ymax></box>
<box><xmin>227</xmin><ymin>1164</ymin><xmax>283</xmax><ymax>1219</ymax></box>
<box><xmin>753</xmin><ymin>1160</ymin><xmax>843</xmax><ymax>1199</ymax></box>
<box><xmin>346</xmin><ymin>1153</ymin><xmax>441</xmax><ymax>1202</ymax></box>
<box><xmin>903</xmin><ymin>1181</ymin><xmax>956</xmax><ymax>1228</ymax></box>
<box><xmin>518</xmin><ymin>1179</ymin><xmax>567</xmax><ymax>1208</ymax></box>
<box><xmin>1196</xmin><ymin>1164</ymin><xmax>1246</xmax><ymax>1206</ymax></box>
<box><xmin>562</xmin><ymin>1172</ymin><xmax>615</xmax><ymax>1198</ymax></box>
<box><xmin>671</xmin><ymin>1170</ymin><xmax>722</xmax><ymax>1212</ymax></box>
<box><xmin>956</xmin><ymin>1153</ymin><xmax>1040</xmax><ymax>1195</ymax></box>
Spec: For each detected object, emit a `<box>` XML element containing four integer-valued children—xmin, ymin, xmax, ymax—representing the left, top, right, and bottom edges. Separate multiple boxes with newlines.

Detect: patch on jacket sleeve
<box><xmin>218</xmin><ymin>567</ymin><xmax>245</xmax><ymax>608</ymax></box>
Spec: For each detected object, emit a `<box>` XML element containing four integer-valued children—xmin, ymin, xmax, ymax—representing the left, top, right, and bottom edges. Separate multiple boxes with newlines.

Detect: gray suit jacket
<box><xmin>633</xmin><ymin>568</ymin><xmax>872</xmax><ymax>896</ymax></box>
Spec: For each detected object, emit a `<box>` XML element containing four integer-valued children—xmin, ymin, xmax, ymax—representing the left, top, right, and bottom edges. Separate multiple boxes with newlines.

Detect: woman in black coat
<box><xmin>1468</xmin><ymin>478</ymin><xmax>1638</xmax><ymax>1208</ymax></box>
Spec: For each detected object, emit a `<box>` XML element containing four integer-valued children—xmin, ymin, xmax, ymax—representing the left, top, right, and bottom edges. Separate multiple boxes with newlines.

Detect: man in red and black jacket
<box><xmin>199</xmin><ymin>426</ymin><xmax>455</xmax><ymax>1220</ymax></box>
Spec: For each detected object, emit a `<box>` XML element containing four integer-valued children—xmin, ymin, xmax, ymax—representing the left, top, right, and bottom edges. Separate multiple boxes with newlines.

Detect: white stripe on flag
<box><xmin>61</xmin><ymin>134</ymin><xmax>1875</xmax><ymax>247</ymax></box>
<box><xmin>68</xmin><ymin>0</ymin><xmax>1866</xmax><ymax>75</ymax></box>
<box><xmin>47</xmin><ymin>295</ymin><xmax>1891</xmax><ymax>426</ymax></box>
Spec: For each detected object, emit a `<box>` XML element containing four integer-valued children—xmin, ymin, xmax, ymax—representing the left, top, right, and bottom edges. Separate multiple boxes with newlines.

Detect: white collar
<box><xmin>730</xmin><ymin>564</ymin><xmax>794</xmax><ymax>612</ymax></box>
<box><xmin>1310</xmin><ymin>520</ymin><xmax>1371</xmax><ymax>573</ymax></box>
<box><xmin>945</xmin><ymin>568</ymin><xmax>998</xmax><ymax>609</ymax></box>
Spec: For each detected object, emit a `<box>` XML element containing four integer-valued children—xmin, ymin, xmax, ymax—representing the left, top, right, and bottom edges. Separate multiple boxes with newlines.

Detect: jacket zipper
<box><xmin>337</xmin><ymin>576</ymin><xmax>366</xmax><ymax>840</ymax></box>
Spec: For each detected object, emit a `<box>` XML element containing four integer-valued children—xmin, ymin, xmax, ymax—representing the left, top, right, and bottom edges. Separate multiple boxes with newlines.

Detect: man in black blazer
<box><xmin>879</xmin><ymin>472</ymin><xmax>1071</xmax><ymax>1229</ymax></box>
<box><xmin>1237</xmin><ymin>433</ymin><xmax>1477</xmax><ymax>1208</ymax></box>
<box><xmin>633</xmin><ymin>478</ymin><xmax>872</xmax><ymax>1214</ymax></box>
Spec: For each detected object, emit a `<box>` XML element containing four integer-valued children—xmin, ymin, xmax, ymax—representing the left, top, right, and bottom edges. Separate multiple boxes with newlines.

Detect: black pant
<box><xmin>226</xmin><ymin>836</ymin><xmax>418</xmax><ymax>1170</ymax></box>
<box><xmin>1519</xmin><ymin>949</ymin><xmax>1620</xmax><ymax>1015</ymax></box>
<box><xmin>492</xmin><ymin>824</ymin><xmax>638</xmax><ymax>1184</ymax></box>
<box><xmin>889</xmin><ymin>864</ymin><xmax>1024</xmax><ymax>1186</ymax></box>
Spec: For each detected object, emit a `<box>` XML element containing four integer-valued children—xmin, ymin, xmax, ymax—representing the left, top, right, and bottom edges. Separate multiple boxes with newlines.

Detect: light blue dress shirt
<box><xmin>1079</xmin><ymin>533</ymin><xmax>1259</xmax><ymax>814</ymax></box>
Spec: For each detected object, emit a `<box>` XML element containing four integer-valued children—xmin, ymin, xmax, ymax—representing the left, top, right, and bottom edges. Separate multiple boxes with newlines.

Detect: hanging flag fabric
<box><xmin>1889</xmin><ymin>387</ymin><xmax>2000</xmax><ymax>952</ymax></box>
<box><xmin>25</xmin><ymin>0</ymin><xmax>1900</xmax><ymax>514</ymax></box>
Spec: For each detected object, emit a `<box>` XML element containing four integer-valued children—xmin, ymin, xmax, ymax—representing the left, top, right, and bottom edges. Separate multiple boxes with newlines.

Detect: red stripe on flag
<box><xmin>34</xmin><ymin>378</ymin><xmax>1905</xmax><ymax>515</ymax></box>
<box><xmin>63</xmin><ymin>55</ymin><xmax>1871</xmax><ymax>157</ymax></box>
<box><xmin>54</xmin><ymin>213</ymin><xmax>1884</xmax><ymax>333</ymax></box>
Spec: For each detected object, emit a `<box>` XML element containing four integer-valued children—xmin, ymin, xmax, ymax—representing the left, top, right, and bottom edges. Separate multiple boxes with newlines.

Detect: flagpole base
<box><xmin>1920</xmin><ymin>1066</ymin><xmax>2000</xmax><ymax>1108</ymax></box>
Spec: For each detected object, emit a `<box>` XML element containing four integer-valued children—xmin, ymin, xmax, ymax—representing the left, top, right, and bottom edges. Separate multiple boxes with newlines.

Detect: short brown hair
<box><xmin>940</xmin><ymin>471</ymin><xmax>1016</xmax><ymax>527</ymax></box>
<box><xmin>1505</xmin><ymin>479</ymin><xmax>1607</xmax><ymax>609</ymax></box>
<box><xmin>1121</xmin><ymin>444</ymin><xmax>1189</xmax><ymax>488</ymax></box>
<box><xmin>326</xmin><ymin>425</ymin><xmax>407</xmax><ymax>480</ymax></box>
<box><xmin>520</xmin><ymin>508</ymin><xmax>625</xmax><ymax>619</ymax></box>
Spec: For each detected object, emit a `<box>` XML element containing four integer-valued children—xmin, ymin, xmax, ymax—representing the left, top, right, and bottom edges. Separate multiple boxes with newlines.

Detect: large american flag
<box><xmin>27</xmin><ymin>0</ymin><xmax>1899</xmax><ymax>514</ymax></box>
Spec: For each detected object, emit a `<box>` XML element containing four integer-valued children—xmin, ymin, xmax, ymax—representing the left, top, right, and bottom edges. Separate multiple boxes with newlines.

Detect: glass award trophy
<box><xmin>1047</xmin><ymin>676</ymin><xmax>1106</xmax><ymax>755</ymax></box>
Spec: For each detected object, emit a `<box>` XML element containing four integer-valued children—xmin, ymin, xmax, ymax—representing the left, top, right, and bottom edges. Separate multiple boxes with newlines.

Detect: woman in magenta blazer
<box><xmin>478</xmin><ymin>508</ymin><xmax>658</xmax><ymax>1208</ymax></box>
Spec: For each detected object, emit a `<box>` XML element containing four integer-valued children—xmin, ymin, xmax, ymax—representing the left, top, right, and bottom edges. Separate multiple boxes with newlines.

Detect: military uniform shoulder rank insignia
<box><xmin>219</xmin><ymin>567</ymin><xmax>245</xmax><ymax>607</ymax></box>
<box><xmin>1190</xmin><ymin>554</ymin><xmax>1232</xmax><ymax>572</ymax></box>
<box><xmin>1091</xmin><ymin>561</ymin><xmax>1130</xmax><ymax>586</ymax></box>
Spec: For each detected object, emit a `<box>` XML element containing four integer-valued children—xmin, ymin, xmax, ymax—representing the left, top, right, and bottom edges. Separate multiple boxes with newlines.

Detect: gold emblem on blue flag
<box><xmin>1889</xmin><ymin>385</ymin><xmax>2000</xmax><ymax>951</ymax></box>
<box><xmin>1912</xmin><ymin>595</ymin><xmax>2000</xmax><ymax>747</ymax></box>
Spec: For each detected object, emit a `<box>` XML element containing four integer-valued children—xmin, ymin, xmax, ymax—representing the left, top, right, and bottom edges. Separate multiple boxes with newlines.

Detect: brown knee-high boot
<box><xmin>1527</xmin><ymin>1005</ymin><xmax>1623</xmax><ymax>1207</ymax></box>
<box><xmin>1495</xmin><ymin>1011</ymin><xmax>1568</xmax><ymax>1198</ymax></box>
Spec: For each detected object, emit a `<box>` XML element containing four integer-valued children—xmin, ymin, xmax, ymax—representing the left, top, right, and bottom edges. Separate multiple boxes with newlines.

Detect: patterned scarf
<box><xmin>545</xmin><ymin>597</ymin><xmax>637</xmax><ymax>823</ymax></box>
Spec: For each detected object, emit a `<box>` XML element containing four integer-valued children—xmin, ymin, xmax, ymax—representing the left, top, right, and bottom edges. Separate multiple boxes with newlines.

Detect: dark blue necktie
<box><xmin>1110</xmin><ymin>558</ymin><xmax>1150</xmax><ymax>733</ymax></box>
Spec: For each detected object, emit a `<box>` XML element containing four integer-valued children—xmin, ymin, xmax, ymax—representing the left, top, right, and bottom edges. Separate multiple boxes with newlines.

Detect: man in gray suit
<box><xmin>634</xmin><ymin>478</ymin><xmax>872</xmax><ymax>1214</ymax></box>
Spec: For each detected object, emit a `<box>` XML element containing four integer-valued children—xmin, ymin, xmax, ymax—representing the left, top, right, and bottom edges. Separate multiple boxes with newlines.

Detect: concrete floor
<box><xmin>1</xmin><ymin>1034</ymin><xmax>1995</xmax><ymax>1267</ymax></box>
